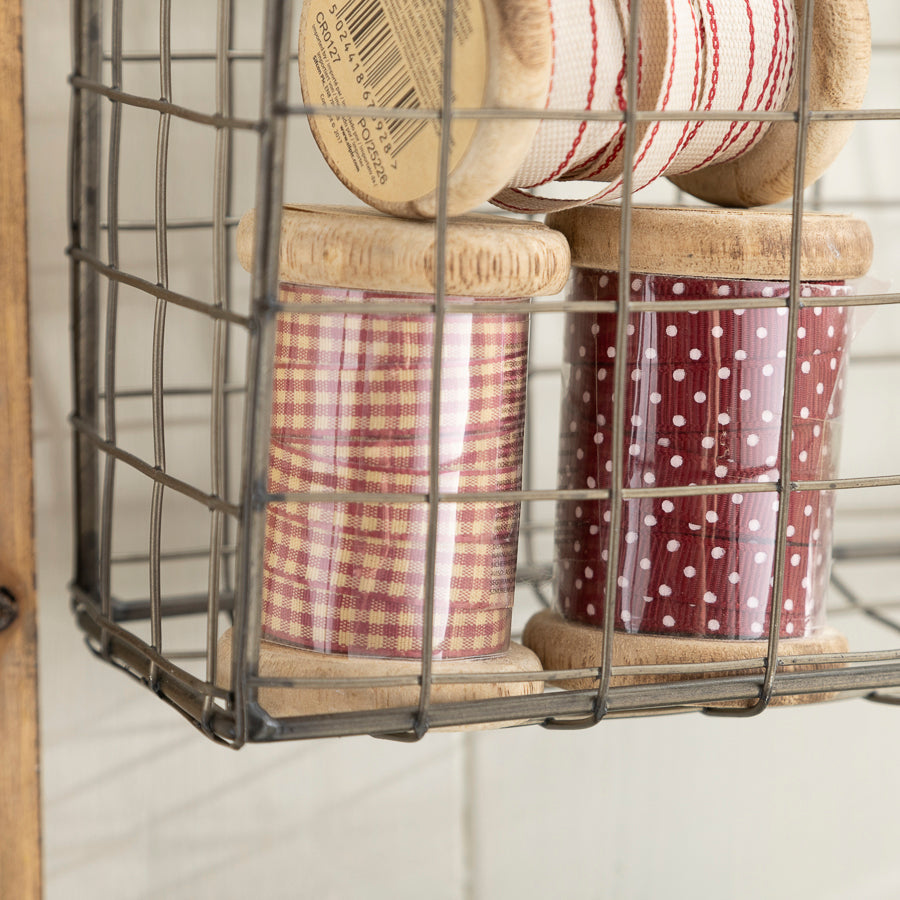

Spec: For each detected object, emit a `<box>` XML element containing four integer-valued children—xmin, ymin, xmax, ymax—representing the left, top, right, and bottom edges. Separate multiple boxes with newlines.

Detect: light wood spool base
<box><xmin>523</xmin><ymin>610</ymin><xmax>848</xmax><ymax>708</ymax></box>
<box><xmin>217</xmin><ymin>629</ymin><xmax>544</xmax><ymax>731</ymax></box>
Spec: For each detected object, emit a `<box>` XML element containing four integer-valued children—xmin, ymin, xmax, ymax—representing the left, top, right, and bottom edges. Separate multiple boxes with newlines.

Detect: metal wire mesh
<box><xmin>68</xmin><ymin>0</ymin><xmax>900</xmax><ymax>746</ymax></box>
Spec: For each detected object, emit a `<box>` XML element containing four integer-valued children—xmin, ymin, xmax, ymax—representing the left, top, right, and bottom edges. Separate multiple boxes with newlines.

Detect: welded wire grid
<box><xmin>68</xmin><ymin>0</ymin><xmax>900</xmax><ymax>746</ymax></box>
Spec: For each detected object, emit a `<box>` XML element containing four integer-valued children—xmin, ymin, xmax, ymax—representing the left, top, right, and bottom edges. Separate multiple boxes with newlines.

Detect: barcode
<box><xmin>338</xmin><ymin>0</ymin><xmax>429</xmax><ymax>158</ymax></box>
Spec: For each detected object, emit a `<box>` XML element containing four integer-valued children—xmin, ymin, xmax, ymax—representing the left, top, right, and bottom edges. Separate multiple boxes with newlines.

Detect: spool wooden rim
<box><xmin>237</xmin><ymin>204</ymin><xmax>571</xmax><ymax>297</ymax></box>
<box><xmin>216</xmin><ymin>629</ymin><xmax>544</xmax><ymax>730</ymax></box>
<box><xmin>671</xmin><ymin>0</ymin><xmax>871</xmax><ymax>208</ymax></box>
<box><xmin>523</xmin><ymin>609</ymin><xmax>848</xmax><ymax>707</ymax></box>
<box><xmin>545</xmin><ymin>204</ymin><xmax>873</xmax><ymax>281</ymax></box>
<box><xmin>299</xmin><ymin>0</ymin><xmax>553</xmax><ymax>218</ymax></box>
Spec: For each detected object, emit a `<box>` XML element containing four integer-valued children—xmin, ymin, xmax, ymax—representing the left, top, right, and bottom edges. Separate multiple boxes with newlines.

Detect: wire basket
<box><xmin>68</xmin><ymin>0</ymin><xmax>900</xmax><ymax>747</ymax></box>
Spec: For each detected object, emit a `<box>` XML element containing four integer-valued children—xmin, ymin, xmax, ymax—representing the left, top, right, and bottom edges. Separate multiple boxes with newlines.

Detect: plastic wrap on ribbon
<box><xmin>262</xmin><ymin>284</ymin><xmax>529</xmax><ymax>659</ymax></box>
<box><xmin>555</xmin><ymin>272</ymin><xmax>854</xmax><ymax>640</ymax></box>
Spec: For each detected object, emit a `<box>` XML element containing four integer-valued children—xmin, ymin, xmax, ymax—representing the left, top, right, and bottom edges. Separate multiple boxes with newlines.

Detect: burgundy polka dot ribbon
<box><xmin>262</xmin><ymin>284</ymin><xmax>529</xmax><ymax>660</ymax></box>
<box><xmin>556</xmin><ymin>272</ymin><xmax>854</xmax><ymax>639</ymax></box>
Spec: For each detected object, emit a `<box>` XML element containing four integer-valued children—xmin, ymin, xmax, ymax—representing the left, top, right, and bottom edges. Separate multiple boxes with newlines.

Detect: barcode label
<box><xmin>303</xmin><ymin>0</ymin><xmax>485</xmax><ymax>203</ymax></box>
<box><xmin>338</xmin><ymin>0</ymin><xmax>429</xmax><ymax>159</ymax></box>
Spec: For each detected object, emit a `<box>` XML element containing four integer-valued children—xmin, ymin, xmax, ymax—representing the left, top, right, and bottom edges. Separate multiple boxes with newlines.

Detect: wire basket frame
<box><xmin>68</xmin><ymin>0</ymin><xmax>900</xmax><ymax>747</ymax></box>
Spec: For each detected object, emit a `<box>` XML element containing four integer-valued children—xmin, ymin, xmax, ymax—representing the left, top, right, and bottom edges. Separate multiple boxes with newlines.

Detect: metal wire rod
<box><xmin>263</xmin><ymin>473</ymin><xmax>900</xmax><ymax>509</ymax></box>
<box><xmin>73</xmin><ymin>584</ymin><xmax>232</xmax><ymax>700</ymax></box>
<box><xmin>247</xmin><ymin>648</ymin><xmax>900</xmax><ymax>690</ymax></box>
<box><xmin>102</xmin><ymin>216</ymin><xmax>242</xmax><ymax>231</ymax></box>
<box><xmin>73</xmin><ymin>560</ymin><xmax>900</xmax><ymax>742</ymax></box>
<box><xmin>102</xmin><ymin>50</ymin><xmax>276</xmax><ymax>63</ymax></box>
<box><xmin>284</xmin><ymin>103</ymin><xmax>900</xmax><ymax>125</ymax></box>
<box><xmin>271</xmin><ymin>293</ymin><xmax>900</xmax><ymax>317</ymax></box>
<box><xmin>204</xmin><ymin>0</ymin><xmax>235</xmax><ymax>719</ymax></box>
<box><xmin>830</xmin><ymin>597</ymin><xmax>900</xmax><ymax>617</ymax></box>
<box><xmin>111</xmin><ymin>546</ymin><xmax>236</xmax><ymax>565</ymax></box>
<box><xmin>707</xmin><ymin>0</ymin><xmax>818</xmax><ymax>720</ymax></box>
<box><xmin>99</xmin><ymin>0</ymin><xmax>123</xmax><ymax>624</ymax></box>
<box><xmin>285</xmin><ymin>103</ymin><xmax>802</xmax><ymax>124</ymax></box>
<box><xmin>102</xmin><ymin>384</ymin><xmax>246</xmax><ymax>399</ymax></box>
<box><xmin>69</xmin><ymin>413</ymin><xmax>240</xmax><ymax>517</ymax></box>
<box><xmin>67</xmin><ymin>247</ymin><xmax>251</xmax><ymax>325</ymax></box>
<box><xmin>69</xmin><ymin>0</ymin><xmax>103</xmax><ymax>607</ymax></box>
<box><xmin>229</xmin><ymin>0</ymin><xmax>293</xmax><ymax>749</ymax></box>
<box><xmin>580</xmin><ymin>0</ymin><xmax>644</xmax><ymax>729</ymax></box>
<box><xmin>410</xmin><ymin>0</ymin><xmax>459</xmax><ymax>739</ymax></box>
<box><xmin>111</xmin><ymin>591</ymin><xmax>235</xmax><ymax>621</ymax></box>
<box><xmin>68</xmin><ymin>75</ymin><xmax>261</xmax><ymax>132</ymax></box>
<box><xmin>250</xmin><ymin>662</ymin><xmax>900</xmax><ymax>740</ymax></box>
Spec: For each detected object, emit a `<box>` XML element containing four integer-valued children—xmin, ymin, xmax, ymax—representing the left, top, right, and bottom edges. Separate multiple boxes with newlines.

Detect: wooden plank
<box><xmin>0</xmin><ymin>0</ymin><xmax>42</xmax><ymax>896</ymax></box>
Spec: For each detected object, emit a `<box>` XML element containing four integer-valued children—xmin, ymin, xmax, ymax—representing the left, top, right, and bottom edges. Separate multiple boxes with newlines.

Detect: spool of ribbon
<box><xmin>555</xmin><ymin>272</ymin><xmax>853</xmax><ymax>639</ymax></box>
<box><xmin>493</xmin><ymin>0</ymin><xmax>797</xmax><ymax>213</ymax></box>
<box><xmin>299</xmin><ymin>0</ymin><xmax>869</xmax><ymax>217</ymax></box>
<box><xmin>219</xmin><ymin>206</ymin><xmax>568</xmax><ymax>716</ymax></box>
<box><xmin>263</xmin><ymin>284</ymin><xmax>529</xmax><ymax>659</ymax></box>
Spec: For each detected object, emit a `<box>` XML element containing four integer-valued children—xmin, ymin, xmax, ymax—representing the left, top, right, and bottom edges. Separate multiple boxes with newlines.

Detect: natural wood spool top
<box><xmin>237</xmin><ymin>204</ymin><xmax>571</xmax><ymax>297</ymax></box>
<box><xmin>545</xmin><ymin>204</ymin><xmax>873</xmax><ymax>281</ymax></box>
<box><xmin>299</xmin><ymin>0</ymin><xmax>553</xmax><ymax>218</ymax></box>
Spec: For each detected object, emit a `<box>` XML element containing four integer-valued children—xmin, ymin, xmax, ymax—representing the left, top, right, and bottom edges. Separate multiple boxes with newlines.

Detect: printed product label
<box><xmin>303</xmin><ymin>0</ymin><xmax>487</xmax><ymax>203</ymax></box>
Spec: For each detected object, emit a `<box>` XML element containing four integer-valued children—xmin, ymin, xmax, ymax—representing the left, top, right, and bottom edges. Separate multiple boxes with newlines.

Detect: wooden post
<box><xmin>0</xmin><ymin>0</ymin><xmax>43</xmax><ymax>896</ymax></box>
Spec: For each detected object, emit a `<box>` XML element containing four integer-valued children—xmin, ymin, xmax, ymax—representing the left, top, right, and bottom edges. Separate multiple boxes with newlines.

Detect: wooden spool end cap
<box><xmin>545</xmin><ymin>204</ymin><xmax>873</xmax><ymax>281</ymax></box>
<box><xmin>523</xmin><ymin>609</ymin><xmax>849</xmax><ymax>709</ymax></box>
<box><xmin>237</xmin><ymin>204</ymin><xmax>570</xmax><ymax>297</ymax></box>
<box><xmin>299</xmin><ymin>0</ymin><xmax>553</xmax><ymax>218</ymax></box>
<box><xmin>671</xmin><ymin>0</ymin><xmax>871</xmax><ymax>208</ymax></box>
<box><xmin>216</xmin><ymin>629</ymin><xmax>544</xmax><ymax>732</ymax></box>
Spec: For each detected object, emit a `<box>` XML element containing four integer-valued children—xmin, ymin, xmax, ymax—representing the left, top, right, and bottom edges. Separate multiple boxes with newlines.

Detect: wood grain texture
<box><xmin>217</xmin><ymin>629</ymin><xmax>543</xmax><ymax>729</ymax></box>
<box><xmin>546</xmin><ymin>204</ymin><xmax>873</xmax><ymax>280</ymax></box>
<box><xmin>671</xmin><ymin>0</ymin><xmax>871</xmax><ymax>207</ymax></box>
<box><xmin>237</xmin><ymin>204</ymin><xmax>571</xmax><ymax>296</ymax></box>
<box><xmin>300</xmin><ymin>0</ymin><xmax>553</xmax><ymax>218</ymax></box>
<box><xmin>0</xmin><ymin>0</ymin><xmax>42</xmax><ymax>896</ymax></box>
<box><xmin>524</xmin><ymin>610</ymin><xmax>848</xmax><ymax>707</ymax></box>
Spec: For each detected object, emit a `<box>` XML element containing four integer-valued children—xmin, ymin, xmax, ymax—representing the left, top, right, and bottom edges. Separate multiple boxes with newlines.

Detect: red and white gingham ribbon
<box><xmin>493</xmin><ymin>0</ymin><xmax>795</xmax><ymax>214</ymax></box>
<box><xmin>261</xmin><ymin>285</ymin><xmax>531</xmax><ymax>660</ymax></box>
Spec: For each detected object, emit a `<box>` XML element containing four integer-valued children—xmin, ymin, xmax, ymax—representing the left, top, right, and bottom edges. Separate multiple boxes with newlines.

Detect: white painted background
<box><xmin>23</xmin><ymin>1</ymin><xmax>900</xmax><ymax>897</ymax></box>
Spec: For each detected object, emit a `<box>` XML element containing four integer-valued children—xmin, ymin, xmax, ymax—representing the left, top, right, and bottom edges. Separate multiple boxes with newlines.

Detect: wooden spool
<box><xmin>671</xmin><ymin>0</ymin><xmax>872</xmax><ymax>208</ymax></box>
<box><xmin>546</xmin><ymin>204</ymin><xmax>875</xmax><ymax>281</ymax></box>
<box><xmin>236</xmin><ymin>203</ymin><xmax>570</xmax><ymax>296</ymax></box>
<box><xmin>222</xmin><ymin>205</ymin><xmax>569</xmax><ymax>728</ymax></box>
<box><xmin>217</xmin><ymin>631</ymin><xmax>543</xmax><ymax>727</ymax></box>
<box><xmin>524</xmin><ymin>610</ymin><xmax>848</xmax><ymax>707</ymax></box>
<box><xmin>299</xmin><ymin>0</ymin><xmax>869</xmax><ymax>217</ymax></box>
<box><xmin>299</xmin><ymin>0</ymin><xmax>553</xmax><ymax>218</ymax></box>
<box><xmin>530</xmin><ymin>204</ymin><xmax>872</xmax><ymax>708</ymax></box>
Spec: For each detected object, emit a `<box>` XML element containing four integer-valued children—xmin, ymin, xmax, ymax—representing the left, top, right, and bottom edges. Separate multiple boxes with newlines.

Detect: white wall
<box><xmin>24</xmin><ymin>1</ymin><xmax>900</xmax><ymax>898</ymax></box>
